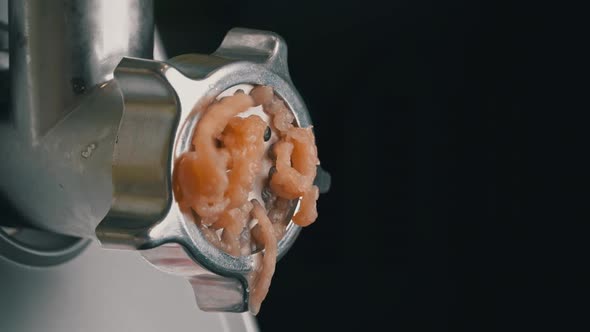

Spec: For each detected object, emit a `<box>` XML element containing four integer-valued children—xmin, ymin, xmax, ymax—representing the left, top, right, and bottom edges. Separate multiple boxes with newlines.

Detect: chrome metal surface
<box><xmin>0</xmin><ymin>81</ymin><xmax>124</xmax><ymax>237</ymax></box>
<box><xmin>9</xmin><ymin>0</ymin><xmax>153</xmax><ymax>142</ymax></box>
<box><xmin>97</xmin><ymin>28</ymin><xmax>315</xmax><ymax>312</ymax></box>
<box><xmin>0</xmin><ymin>0</ymin><xmax>166</xmax><ymax>240</ymax></box>
<box><xmin>0</xmin><ymin>0</ymin><xmax>154</xmax><ymax>238</ymax></box>
<box><xmin>0</xmin><ymin>241</ymin><xmax>258</xmax><ymax>332</ymax></box>
<box><xmin>154</xmin><ymin>27</ymin><xmax>167</xmax><ymax>61</ymax></box>
<box><xmin>0</xmin><ymin>226</ymin><xmax>89</xmax><ymax>267</ymax></box>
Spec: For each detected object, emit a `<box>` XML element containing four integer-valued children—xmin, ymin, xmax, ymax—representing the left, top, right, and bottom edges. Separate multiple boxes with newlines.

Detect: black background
<box><xmin>155</xmin><ymin>0</ymin><xmax>584</xmax><ymax>331</ymax></box>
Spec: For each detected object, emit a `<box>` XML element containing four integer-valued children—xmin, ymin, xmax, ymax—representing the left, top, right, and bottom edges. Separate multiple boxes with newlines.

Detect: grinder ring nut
<box><xmin>95</xmin><ymin>28</ymin><xmax>330</xmax><ymax>313</ymax></box>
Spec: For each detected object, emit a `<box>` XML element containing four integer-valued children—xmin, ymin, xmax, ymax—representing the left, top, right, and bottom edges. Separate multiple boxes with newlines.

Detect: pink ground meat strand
<box><xmin>174</xmin><ymin>85</ymin><xmax>321</xmax><ymax>314</ymax></box>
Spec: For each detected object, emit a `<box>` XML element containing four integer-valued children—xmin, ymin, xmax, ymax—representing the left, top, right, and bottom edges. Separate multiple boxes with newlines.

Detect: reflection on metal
<box><xmin>154</xmin><ymin>28</ymin><xmax>167</xmax><ymax>61</ymax></box>
<box><xmin>9</xmin><ymin>0</ymin><xmax>154</xmax><ymax>142</ymax></box>
<box><xmin>0</xmin><ymin>242</ymin><xmax>259</xmax><ymax>332</ymax></box>
<box><xmin>0</xmin><ymin>226</ymin><xmax>89</xmax><ymax>267</ymax></box>
<box><xmin>0</xmin><ymin>0</ymin><xmax>154</xmax><ymax>239</ymax></box>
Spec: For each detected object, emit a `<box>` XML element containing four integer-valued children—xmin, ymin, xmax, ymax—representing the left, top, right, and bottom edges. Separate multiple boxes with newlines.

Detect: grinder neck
<box><xmin>8</xmin><ymin>0</ymin><xmax>154</xmax><ymax>143</ymax></box>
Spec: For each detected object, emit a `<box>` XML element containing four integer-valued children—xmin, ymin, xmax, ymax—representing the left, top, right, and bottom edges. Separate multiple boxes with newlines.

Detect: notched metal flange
<box><xmin>96</xmin><ymin>28</ymin><xmax>325</xmax><ymax>312</ymax></box>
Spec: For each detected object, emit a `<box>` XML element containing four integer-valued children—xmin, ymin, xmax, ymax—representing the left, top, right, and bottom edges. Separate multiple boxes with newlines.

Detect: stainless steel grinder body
<box><xmin>0</xmin><ymin>0</ymin><xmax>328</xmax><ymax>322</ymax></box>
